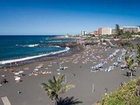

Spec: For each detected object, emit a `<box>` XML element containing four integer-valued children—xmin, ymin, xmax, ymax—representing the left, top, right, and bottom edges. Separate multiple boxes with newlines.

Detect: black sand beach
<box><xmin>0</xmin><ymin>43</ymin><xmax>140</xmax><ymax>105</ymax></box>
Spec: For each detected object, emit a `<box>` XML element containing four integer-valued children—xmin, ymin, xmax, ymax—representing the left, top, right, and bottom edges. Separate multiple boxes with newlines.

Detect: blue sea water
<box><xmin>0</xmin><ymin>35</ymin><xmax>73</xmax><ymax>64</ymax></box>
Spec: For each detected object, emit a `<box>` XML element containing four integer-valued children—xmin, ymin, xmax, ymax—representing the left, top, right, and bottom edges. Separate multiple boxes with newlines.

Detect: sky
<box><xmin>0</xmin><ymin>0</ymin><xmax>140</xmax><ymax>35</ymax></box>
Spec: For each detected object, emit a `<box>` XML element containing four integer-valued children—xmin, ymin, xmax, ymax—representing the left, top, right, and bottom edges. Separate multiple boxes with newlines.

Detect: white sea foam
<box><xmin>27</xmin><ymin>44</ymin><xmax>39</xmax><ymax>47</ymax></box>
<box><xmin>17</xmin><ymin>44</ymin><xmax>39</xmax><ymax>48</ymax></box>
<box><xmin>49</xmin><ymin>45</ymin><xmax>61</xmax><ymax>48</ymax></box>
<box><xmin>54</xmin><ymin>46</ymin><xmax>61</xmax><ymax>48</ymax></box>
<box><xmin>0</xmin><ymin>47</ymin><xmax>70</xmax><ymax>65</ymax></box>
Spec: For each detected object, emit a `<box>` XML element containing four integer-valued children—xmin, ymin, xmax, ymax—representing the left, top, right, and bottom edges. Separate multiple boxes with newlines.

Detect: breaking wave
<box><xmin>0</xmin><ymin>47</ymin><xmax>70</xmax><ymax>65</ymax></box>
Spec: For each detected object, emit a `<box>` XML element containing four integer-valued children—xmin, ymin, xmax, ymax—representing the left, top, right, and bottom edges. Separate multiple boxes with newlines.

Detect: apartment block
<box><xmin>98</xmin><ymin>27</ymin><xmax>112</xmax><ymax>35</ymax></box>
<box><xmin>123</xmin><ymin>26</ymin><xmax>140</xmax><ymax>33</ymax></box>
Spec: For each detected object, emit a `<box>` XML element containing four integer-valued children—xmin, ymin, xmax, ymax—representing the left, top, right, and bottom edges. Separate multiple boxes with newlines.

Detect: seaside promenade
<box><xmin>0</xmin><ymin>42</ymin><xmax>140</xmax><ymax>105</ymax></box>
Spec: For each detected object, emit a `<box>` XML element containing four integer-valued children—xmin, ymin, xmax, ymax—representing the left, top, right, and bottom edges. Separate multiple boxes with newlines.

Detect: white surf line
<box><xmin>0</xmin><ymin>47</ymin><xmax>70</xmax><ymax>65</ymax></box>
<box><xmin>1</xmin><ymin>96</ymin><xmax>11</xmax><ymax>105</ymax></box>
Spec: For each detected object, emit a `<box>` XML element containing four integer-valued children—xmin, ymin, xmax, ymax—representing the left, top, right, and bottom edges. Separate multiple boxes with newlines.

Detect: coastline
<box><xmin>0</xmin><ymin>44</ymin><xmax>84</xmax><ymax>69</ymax></box>
<box><xmin>0</xmin><ymin>40</ymin><xmax>140</xmax><ymax>105</ymax></box>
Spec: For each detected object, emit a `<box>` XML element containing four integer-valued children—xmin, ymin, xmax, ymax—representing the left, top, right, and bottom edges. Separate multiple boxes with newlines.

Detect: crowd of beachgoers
<box><xmin>0</xmin><ymin>44</ymin><xmax>122</xmax><ymax>84</ymax></box>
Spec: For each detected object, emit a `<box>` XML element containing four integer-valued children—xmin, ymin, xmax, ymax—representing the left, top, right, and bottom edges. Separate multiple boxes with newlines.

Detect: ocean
<box><xmin>0</xmin><ymin>35</ymin><xmax>74</xmax><ymax>65</ymax></box>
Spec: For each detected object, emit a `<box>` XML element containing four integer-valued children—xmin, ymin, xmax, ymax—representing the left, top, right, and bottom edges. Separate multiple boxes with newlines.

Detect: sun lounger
<box><xmin>108</xmin><ymin>66</ymin><xmax>114</xmax><ymax>72</ymax></box>
<box><xmin>14</xmin><ymin>76</ymin><xmax>21</xmax><ymax>82</ymax></box>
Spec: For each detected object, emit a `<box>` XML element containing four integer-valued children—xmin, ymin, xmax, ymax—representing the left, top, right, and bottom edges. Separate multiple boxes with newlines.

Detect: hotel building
<box><xmin>98</xmin><ymin>27</ymin><xmax>112</xmax><ymax>35</ymax></box>
<box><xmin>122</xmin><ymin>26</ymin><xmax>140</xmax><ymax>33</ymax></box>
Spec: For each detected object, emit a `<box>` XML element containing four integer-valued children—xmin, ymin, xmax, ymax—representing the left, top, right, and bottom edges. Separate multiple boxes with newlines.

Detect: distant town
<box><xmin>79</xmin><ymin>25</ymin><xmax>140</xmax><ymax>36</ymax></box>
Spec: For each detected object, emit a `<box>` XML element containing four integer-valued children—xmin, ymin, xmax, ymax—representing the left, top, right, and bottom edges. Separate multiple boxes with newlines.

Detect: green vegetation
<box><xmin>115</xmin><ymin>24</ymin><xmax>123</xmax><ymax>37</ymax></box>
<box><xmin>85</xmin><ymin>36</ymin><xmax>94</xmax><ymax>40</ymax></box>
<box><xmin>100</xmin><ymin>78</ymin><xmax>140</xmax><ymax>105</ymax></box>
<box><xmin>41</xmin><ymin>75</ymin><xmax>75</xmax><ymax>101</ymax></box>
<box><xmin>136</xmin><ymin>44</ymin><xmax>140</xmax><ymax>65</ymax></box>
<box><xmin>121</xmin><ymin>31</ymin><xmax>132</xmax><ymax>39</ymax></box>
<box><xmin>125</xmin><ymin>55</ymin><xmax>135</xmax><ymax>78</ymax></box>
<box><xmin>119</xmin><ymin>40</ymin><xmax>131</xmax><ymax>47</ymax></box>
<box><xmin>41</xmin><ymin>75</ymin><xmax>82</xmax><ymax>105</ymax></box>
<box><xmin>137</xmin><ymin>32</ymin><xmax>140</xmax><ymax>35</ymax></box>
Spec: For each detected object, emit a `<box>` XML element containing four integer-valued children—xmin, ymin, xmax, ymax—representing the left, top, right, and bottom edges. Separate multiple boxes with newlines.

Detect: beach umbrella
<box><xmin>14</xmin><ymin>76</ymin><xmax>21</xmax><ymax>81</ymax></box>
<box><xmin>14</xmin><ymin>72</ymin><xmax>20</xmax><ymax>75</ymax></box>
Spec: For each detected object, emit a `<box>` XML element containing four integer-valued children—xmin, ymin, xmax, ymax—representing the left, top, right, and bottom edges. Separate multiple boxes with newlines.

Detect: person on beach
<box><xmin>1</xmin><ymin>75</ymin><xmax>6</xmax><ymax>78</ymax></box>
<box><xmin>104</xmin><ymin>88</ymin><xmax>108</xmax><ymax>95</ymax></box>
<box><xmin>120</xmin><ymin>82</ymin><xmax>124</xmax><ymax>86</ymax></box>
<box><xmin>3</xmin><ymin>79</ymin><xmax>8</xmax><ymax>84</ymax></box>
<box><xmin>92</xmin><ymin>83</ymin><xmax>95</xmax><ymax>93</ymax></box>
<box><xmin>73</xmin><ymin>73</ymin><xmax>76</xmax><ymax>77</ymax></box>
<box><xmin>0</xmin><ymin>82</ymin><xmax>2</xmax><ymax>86</ymax></box>
<box><xmin>17</xmin><ymin>91</ymin><xmax>22</xmax><ymax>94</ymax></box>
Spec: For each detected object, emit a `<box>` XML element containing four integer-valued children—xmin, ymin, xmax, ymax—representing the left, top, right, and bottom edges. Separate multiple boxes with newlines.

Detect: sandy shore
<box><xmin>0</xmin><ymin>44</ymin><xmax>140</xmax><ymax>105</ymax></box>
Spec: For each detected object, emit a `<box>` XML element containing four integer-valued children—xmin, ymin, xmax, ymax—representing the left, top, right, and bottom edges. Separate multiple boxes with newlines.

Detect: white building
<box><xmin>122</xmin><ymin>26</ymin><xmax>140</xmax><ymax>33</ymax></box>
<box><xmin>81</xmin><ymin>31</ymin><xmax>87</xmax><ymax>36</ymax></box>
<box><xmin>98</xmin><ymin>27</ymin><xmax>112</xmax><ymax>35</ymax></box>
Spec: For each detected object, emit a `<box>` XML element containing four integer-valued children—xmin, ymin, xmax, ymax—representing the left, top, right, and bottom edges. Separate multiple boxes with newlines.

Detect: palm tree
<box><xmin>115</xmin><ymin>24</ymin><xmax>121</xmax><ymax>37</ymax></box>
<box><xmin>124</xmin><ymin>31</ymin><xmax>132</xmax><ymax>39</ymax></box>
<box><xmin>55</xmin><ymin>97</ymin><xmax>82</xmax><ymax>105</ymax></box>
<box><xmin>41</xmin><ymin>75</ymin><xmax>75</xmax><ymax>101</ymax></box>
<box><xmin>125</xmin><ymin>56</ymin><xmax>135</xmax><ymax>79</ymax></box>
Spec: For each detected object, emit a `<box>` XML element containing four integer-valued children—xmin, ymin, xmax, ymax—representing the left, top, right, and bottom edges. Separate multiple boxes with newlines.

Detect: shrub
<box><xmin>100</xmin><ymin>78</ymin><xmax>140</xmax><ymax>105</ymax></box>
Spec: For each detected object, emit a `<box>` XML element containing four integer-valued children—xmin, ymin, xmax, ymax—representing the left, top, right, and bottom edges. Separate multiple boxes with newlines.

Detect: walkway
<box><xmin>1</xmin><ymin>96</ymin><xmax>11</xmax><ymax>105</ymax></box>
